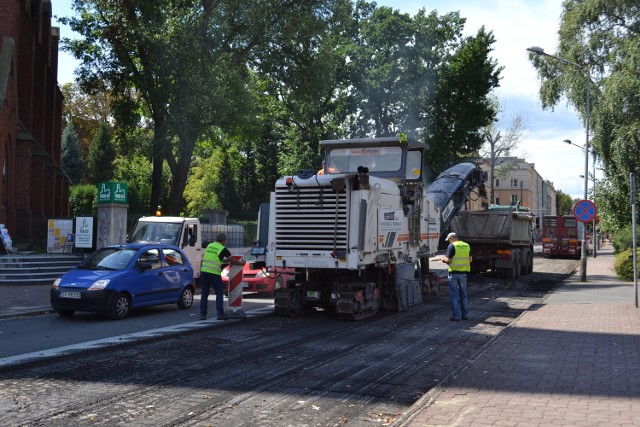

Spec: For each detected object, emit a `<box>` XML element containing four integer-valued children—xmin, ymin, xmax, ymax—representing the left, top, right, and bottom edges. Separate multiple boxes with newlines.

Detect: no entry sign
<box><xmin>572</xmin><ymin>199</ymin><xmax>597</xmax><ymax>223</ymax></box>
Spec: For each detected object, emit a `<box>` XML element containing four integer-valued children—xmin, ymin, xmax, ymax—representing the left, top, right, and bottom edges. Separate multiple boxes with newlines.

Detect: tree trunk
<box><xmin>150</xmin><ymin>117</ymin><xmax>169</xmax><ymax>215</ymax></box>
<box><xmin>165</xmin><ymin>136</ymin><xmax>197</xmax><ymax>215</ymax></box>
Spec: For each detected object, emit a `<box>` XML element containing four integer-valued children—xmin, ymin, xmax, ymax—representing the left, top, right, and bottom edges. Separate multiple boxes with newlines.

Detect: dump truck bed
<box><xmin>451</xmin><ymin>210</ymin><xmax>532</xmax><ymax>246</ymax></box>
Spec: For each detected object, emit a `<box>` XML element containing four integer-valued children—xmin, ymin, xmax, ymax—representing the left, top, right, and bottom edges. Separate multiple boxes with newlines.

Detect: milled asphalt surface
<box><xmin>2</xmin><ymin>244</ymin><xmax>639</xmax><ymax>426</ymax></box>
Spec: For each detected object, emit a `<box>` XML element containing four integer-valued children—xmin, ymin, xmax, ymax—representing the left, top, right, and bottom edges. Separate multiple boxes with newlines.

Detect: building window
<box><xmin>495</xmin><ymin>178</ymin><xmax>500</xmax><ymax>187</ymax></box>
<box><xmin>495</xmin><ymin>197</ymin><xmax>500</xmax><ymax>205</ymax></box>
<box><xmin>510</xmin><ymin>179</ymin><xmax>518</xmax><ymax>187</ymax></box>
<box><xmin>510</xmin><ymin>194</ymin><xmax>518</xmax><ymax>205</ymax></box>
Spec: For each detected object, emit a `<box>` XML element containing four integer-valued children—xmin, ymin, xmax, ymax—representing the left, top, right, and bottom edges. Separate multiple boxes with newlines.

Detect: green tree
<box><xmin>252</xmin><ymin>119</ymin><xmax>285</xmax><ymax>209</ymax></box>
<box><xmin>427</xmin><ymin>26</ymin><xmax>501</xmax><ymax>173</ymax></box>
<box><xmin>86</xmin><ymin>122</ymin><xmax>115</xmax><ymax>184</ymax></box>
<box><xmin>183</xmin><ymin>143</ymin><xmax>244</xmax><ymax>218</ymax></box>
<box><xmin>611</xmin><ymin>224</ymin><xmax>634</xmax><ymax>254</ymax></box>
<box><xmin>592</xmin><ymin>177</ymin><xmax>627</xmax><ymax>234</ymax></box>
<box><xmin>555</xmin><ymin>190</ymin><xmax>574</xmax><ymax>215</ymax></box>
<box><xmin>113</xmin><ymin>154</ymin><xmax>169</xmax><ymax>217</ymax></box>
<box><xmin>249</xmin><ymin>1</ymin><xmax>355</xmax><ymax>175</ymax></box>
<box><xmin>61</xmin><ymin>82</ymin><xmax>112</xmax><ymax>165</ymax></box>
<box><xmin>69</xmin><ymin>184</ymin><xmax>97</xmax><ymax>217</ymax></box>
<box><xmin>528</xmin><ymin>0</ymin><xmax>639</xmax><ymax>229</ymax></box>
<box><xmin>183</xmin><ymin>155</ymin><xmax>218</xmax><ymax>218</ymax></box>
<box><xmin>61</xmin><ymin>123</ymin><xmax>84</xmax><ymax>184</ymax></box>
<box><xmin>348</xmin><ymin>3</ymin><xmax>415</xmax><ymax>137</ymax></box>
<box><xmin>63</xmin><ymin>0</ymin><xmax>342</xmax><ymax>216</ymax></box>
<box><xmin>347</xmin><ymin>5</ymin><xmax>501</xmax><ymax>174</ymax></box>
<box><xmin>62</xmin><ymin>0</ymin><xmax>504</xmax><ymax>217</ymax></box>
<box><xmin>213</xmin><ymin>148</ymin><xmax>240</xmax><ymax>217</ymax></box>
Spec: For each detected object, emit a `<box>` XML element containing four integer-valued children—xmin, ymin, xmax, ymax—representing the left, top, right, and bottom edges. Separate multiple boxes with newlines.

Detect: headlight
<box><xmin>88</xmin><ymin>279</ymin><xmax>110</xmax><ymax>290</ymax></box>
<box><xmin>52</xmin><ymin>278</ymin><xmax>61</xmax><ymax>289</ymax></box>
<box><xmin>256</xmin><ymin>270</ymin><xmax>266</xmax><ymax>278</ymax></box>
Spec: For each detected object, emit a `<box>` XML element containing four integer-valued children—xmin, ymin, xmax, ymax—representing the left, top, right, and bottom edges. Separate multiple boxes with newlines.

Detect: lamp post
<box><xmin>528</xmin><ymin>46</ymin><xmax>590</xmax><ymax>281</ymax></box>
<box><xmin>520</xmin><ymin>180</ymin><xmax>524</xmax><ymax>208</ymax></box>
<box><xmin>564</xmin><ymin>139</ymin><xmax>597</xmax><ymax>258</ymax></box>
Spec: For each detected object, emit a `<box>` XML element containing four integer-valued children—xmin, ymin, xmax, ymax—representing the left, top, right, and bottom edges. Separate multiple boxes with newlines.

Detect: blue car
<box><xmin>51</xmin><ymin>243</ymin><xmax>195</xmax><ymax>320</ymax></box>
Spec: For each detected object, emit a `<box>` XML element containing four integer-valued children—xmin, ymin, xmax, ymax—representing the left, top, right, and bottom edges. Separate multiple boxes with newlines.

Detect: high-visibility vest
<box><xmin>201</xmin><ymin>241</ymin><xmax>224</xmax><ymax>274</ymax></box>
<box><xmin>448</xmin><ymin>240</ymin><xmax>471</xmax><ymax>273</ymax></box>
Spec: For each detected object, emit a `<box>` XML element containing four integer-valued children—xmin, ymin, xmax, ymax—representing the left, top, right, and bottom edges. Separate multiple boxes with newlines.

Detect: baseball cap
<box><xmin>445</xmin><ymin>232</ymin><xmax>457</xmax><ymax>241</ymax></box>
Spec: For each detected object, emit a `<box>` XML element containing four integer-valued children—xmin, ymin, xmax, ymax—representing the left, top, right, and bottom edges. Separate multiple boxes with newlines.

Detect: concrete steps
<box><xmin>0</xmin><ymin>253</ymin><xmax>84</xmax><ymax>285</ymax></box>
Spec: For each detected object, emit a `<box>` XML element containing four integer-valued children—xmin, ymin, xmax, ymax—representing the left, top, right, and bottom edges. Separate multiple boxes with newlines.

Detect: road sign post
<box><xmin>572</xmin><ymin>199</ymin><xmax>597</xmax><ymax>223</ymax></box>
<box><xmin>572</xmin><ymin>199</ymin><xmax>597</xmax><ymax>282</ymax></box>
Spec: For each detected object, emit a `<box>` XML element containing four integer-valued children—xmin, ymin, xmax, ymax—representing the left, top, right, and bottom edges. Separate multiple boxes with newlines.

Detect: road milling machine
<box><xmin>262</xmin><ymin>137</ymin><xmax>486</xmax><ymax>320</ymax></box>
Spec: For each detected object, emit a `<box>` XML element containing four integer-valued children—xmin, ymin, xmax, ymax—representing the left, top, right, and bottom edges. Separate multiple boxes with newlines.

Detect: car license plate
<box><xmin>242</xmin><ymin>281</ymin><xmax>249</xmax><ymax>288</ymax></box>
<box><xmin>59</xmin><ymin>291</ymin><xmax>81</xmax><ymax>299</ymax></box>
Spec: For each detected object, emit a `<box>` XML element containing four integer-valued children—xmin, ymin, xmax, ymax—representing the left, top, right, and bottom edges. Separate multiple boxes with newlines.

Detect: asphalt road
<box><xmin>0</xmin><ymin>295</ymin><xmax>274</xmax><ymax>361</ymax></box>
<box><xmin>0</xmin><ymin>254</ymin><xmax>577</xmax><ymax>427</ymax></box>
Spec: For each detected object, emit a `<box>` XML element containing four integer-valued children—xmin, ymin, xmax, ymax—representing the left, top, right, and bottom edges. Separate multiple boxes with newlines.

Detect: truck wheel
<box><xmin>273</xmin><ymin>276</ymin><xmax>284</xmax><ymax>297</ymax></box>
<box><xmin>527</xmin><ymin>252</ymin><xmax>534</xmax><ymax>274</ymax></box>
<box><xmin>521</xmin><ymin>252</ymin><xmax>530</xmax><ymax>276</ymax></box>
<box><xmin>514</xmin><ymin>255</ymin><xmax>521</xmax><ymax>279</ymax></box>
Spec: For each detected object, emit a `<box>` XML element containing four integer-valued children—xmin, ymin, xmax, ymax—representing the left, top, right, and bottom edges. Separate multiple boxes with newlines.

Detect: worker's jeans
<box><xmin>448</xmin><ymin>272</ymin><xmax>469</xmax><ymax>319</ymax></box>
<box><xmin>200</xmin><ymin>272</ymin><xmax>225</xmax><ymax>317</ymax></box>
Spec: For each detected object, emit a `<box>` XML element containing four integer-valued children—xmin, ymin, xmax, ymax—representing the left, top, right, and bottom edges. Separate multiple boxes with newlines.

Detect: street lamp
<box><xmin>520</xmin><ymin>180</ymin><xmax>524</xmax><ymax>208</ymax></box>
<box><xmin>565</xmin><ymin>139</ymin><xmax>598</xmax><ymax>258</ymax></box>
<box><xmin>528</xmin><ymin>45</ymin><xmax>591</xmax><ymax>281</ymax></box>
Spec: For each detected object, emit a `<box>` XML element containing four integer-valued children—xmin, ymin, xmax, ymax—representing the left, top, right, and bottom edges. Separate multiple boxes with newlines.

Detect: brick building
<box><xmin>0</xmin><ymin>0</ymin><xmax>69</xmax><ymax>250</ymax></box>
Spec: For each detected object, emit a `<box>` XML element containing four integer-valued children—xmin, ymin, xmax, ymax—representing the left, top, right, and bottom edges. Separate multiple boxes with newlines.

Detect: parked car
<box><xmin>51</xmin><ymin>243</ymin><xmax>195</xmax><ymax>320</ymax></box>
<box><xmin>221</xmin><ymin>249</ymin><xmax>295</xmax><ymax>295</ymax></box>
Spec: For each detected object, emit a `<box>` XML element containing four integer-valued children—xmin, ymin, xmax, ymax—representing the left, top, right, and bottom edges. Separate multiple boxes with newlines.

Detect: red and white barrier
<box><xmin>226</xmin><ymin>255</ymin><xmax>246</xmax><ymax>318</ymax></box>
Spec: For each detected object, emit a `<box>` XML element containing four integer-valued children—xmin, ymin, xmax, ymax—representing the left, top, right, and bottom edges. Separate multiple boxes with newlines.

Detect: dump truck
<box><xmin>541</xmin><ymin>215</ymin><xmax>583</xmax><ymax>259</ymax></box>
<box><xmin>262</xmin><ymin>136</ymin><xmax>486</xmax><ymax>320</ymax></box>
<box><xmin>449</xmin><ymin>205</ymin><xmax>534</xmax><ymax>279</ymax></box>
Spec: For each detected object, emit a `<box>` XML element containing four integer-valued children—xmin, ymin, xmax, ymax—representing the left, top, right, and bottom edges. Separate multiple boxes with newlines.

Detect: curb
<box><xmin>0</xmin><ymin>307</ymin><xmax>53</xmax><ymax>320</ymax></box>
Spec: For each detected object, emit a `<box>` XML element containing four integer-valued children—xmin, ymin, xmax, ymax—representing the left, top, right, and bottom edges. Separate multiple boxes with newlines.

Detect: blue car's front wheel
<box><xmin>109</xmin><ymin>293</ymin><xmax>131</xmax><ymax>320</ymax></box>
<box><xmin>178</xmin><ymin>287</ymin><xmax>194</xmax><ymax>309</ymax></box>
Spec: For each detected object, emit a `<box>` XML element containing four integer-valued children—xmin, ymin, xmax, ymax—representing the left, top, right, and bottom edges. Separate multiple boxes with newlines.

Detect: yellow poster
<box><xmin>47</xmin><ymin>219</ymin><xmax>73</xmax><ymax>253</ymax></box>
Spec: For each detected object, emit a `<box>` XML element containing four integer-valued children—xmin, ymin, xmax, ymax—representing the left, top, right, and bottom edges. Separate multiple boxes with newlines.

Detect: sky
<box><xmin>51</xmin><ymin>0</ymin><xmax>592</xmax><ymax>199</ymax></box>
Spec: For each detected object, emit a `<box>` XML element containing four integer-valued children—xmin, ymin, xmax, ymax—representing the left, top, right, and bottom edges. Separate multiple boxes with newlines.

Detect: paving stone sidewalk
<box><xmin>395</xmin><ymin>243</ymin><xmax>640</xmax><ymax>427</ymax></box>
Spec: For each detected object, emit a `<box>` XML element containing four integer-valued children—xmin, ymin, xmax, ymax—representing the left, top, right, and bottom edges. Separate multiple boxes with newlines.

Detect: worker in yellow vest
<box><xmin>441</xmin><ymin>232</ymin><xmax>471</xmax><ymax>321</ymax></box>
<box><xmin>200</xmin><ymin>233</ymin><xmax>245</xmax><ymax>320</ymax></box>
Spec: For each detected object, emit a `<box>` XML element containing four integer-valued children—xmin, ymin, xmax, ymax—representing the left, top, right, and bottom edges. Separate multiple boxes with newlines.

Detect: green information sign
<box><xmin>98</xmin><ymin>182</ymin><xmax>128</xmax><ymax>204</ymax></box>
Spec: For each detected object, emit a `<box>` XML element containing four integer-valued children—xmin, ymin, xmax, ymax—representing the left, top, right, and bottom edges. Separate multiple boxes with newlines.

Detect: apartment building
<box><xmin>467</xmin><ymin>157</ymin><xmax>557</xmax><ymax>229</ymax></box>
